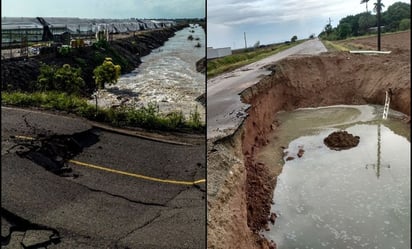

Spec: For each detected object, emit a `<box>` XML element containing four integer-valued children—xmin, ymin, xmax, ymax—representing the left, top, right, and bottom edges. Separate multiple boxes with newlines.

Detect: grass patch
<box><xmin>321</xmin><ymin>40</ymin><xmax>351</xmax><ymax>52</ymax></box>
<box><xmin>207</xmin><ymin>41</ymin><xmax>305</xmax><ymax>78</ymax></box>
<box><xmin>2</xmin><ymin>91</ymin><xmax>204</xmax><ymax>133</ymax></box>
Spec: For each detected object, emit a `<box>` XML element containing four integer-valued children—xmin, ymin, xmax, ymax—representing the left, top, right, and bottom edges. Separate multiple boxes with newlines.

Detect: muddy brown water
<box><xmin>93</xmin><ymin>25</ymin><xmax>205</xmax><ymax>121</ymax></box>
<box><xmin>259</xmin><ymin>105</ymin><xmax>410</xmax><ymax>249</ymax></box>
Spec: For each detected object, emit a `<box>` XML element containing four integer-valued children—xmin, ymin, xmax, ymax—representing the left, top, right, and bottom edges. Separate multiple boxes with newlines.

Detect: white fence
<box><xmin>207</xmin><ymin>47</ymin><xmax>232</xmax><ymax>59</ymax></box>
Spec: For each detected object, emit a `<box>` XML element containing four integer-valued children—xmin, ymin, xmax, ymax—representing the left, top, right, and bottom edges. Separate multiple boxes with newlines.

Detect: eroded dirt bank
<box><xmin>208</xmin><ymin>51</ymin><xmax>410</xmax><ymax>249</ymax></box>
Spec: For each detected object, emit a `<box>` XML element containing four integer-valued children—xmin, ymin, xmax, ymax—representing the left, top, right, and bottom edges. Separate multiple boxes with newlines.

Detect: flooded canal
<box><xmin>259</xmin><ymin>105</ymin><xmax>410</xmax><ymax>249</ymax></box>
<box><xmin>93</xmin><ymin>24</ymin><xmax>205</xmax><ymax>121</ymax></box>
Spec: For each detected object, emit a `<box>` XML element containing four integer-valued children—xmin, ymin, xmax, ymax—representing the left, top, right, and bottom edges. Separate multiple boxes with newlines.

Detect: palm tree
<box><xmin>373</xmin><ymin>1</ymin><xmax>385</xmax><ymax>13</ymax></box>
<box><xmin>360</xmin><ymin>0</ymin><xmax>370</xmax><ymax>13</ymax></box>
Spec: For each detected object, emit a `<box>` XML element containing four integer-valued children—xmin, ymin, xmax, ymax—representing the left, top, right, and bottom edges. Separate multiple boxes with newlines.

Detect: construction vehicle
<box><xmin>36</xmin><ymin>17</ymin><xmax>54</xmax><ymax>42</ymax></box>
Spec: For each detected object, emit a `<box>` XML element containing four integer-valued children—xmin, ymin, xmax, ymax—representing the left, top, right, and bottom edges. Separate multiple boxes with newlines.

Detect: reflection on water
<box><xmin>93</xmin><ymin>25</ymin><xmax>205</xmax><ymax>121</ymax></box>
<box><xmin>261</xmin><ymin>105</ymin><xmax>410</xmax><ymax>249</ymax></box>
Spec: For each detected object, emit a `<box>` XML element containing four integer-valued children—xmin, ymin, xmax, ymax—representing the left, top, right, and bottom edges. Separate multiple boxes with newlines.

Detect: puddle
<box><xmin>259</xmin><ymin>105</ymin><xmax>410</xmax><ymax>249</ymax></box>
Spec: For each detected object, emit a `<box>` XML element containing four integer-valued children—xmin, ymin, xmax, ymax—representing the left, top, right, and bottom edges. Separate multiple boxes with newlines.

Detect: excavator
<box><xmin>36</xmin><ymin>17</ymin><xmax>54</xmax><ymax>41</ymax></box>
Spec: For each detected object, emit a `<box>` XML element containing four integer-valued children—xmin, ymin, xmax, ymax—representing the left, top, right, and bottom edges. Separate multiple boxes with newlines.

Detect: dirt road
<box><xmin>207</xmin><ymin>38</ymin><xmax>327</xmax><ymax>140</ymax></box>
<box><xmin>1</xmin><ymin>107</ymin><xmax>205</xmax><ymax>249</ymax></box>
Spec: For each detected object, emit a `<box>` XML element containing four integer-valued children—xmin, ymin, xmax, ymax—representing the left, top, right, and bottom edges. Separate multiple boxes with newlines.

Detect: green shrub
<box><xmin>93</xmin><ymin>39</ymin><xmax>109</xmax><ymax>49</ymax></box>
<box><xmin>399</xmin><ymin>18</ymin><xmax>410</xmax><ymax>30</ymax></box>
<box><xmin>37</xmin><ymin>63</ymin><xmax>57</xmax><ymax>91</ymax></box>
<box><xmin>93</xmin><ymin>57</ymin><xmax>121</xmax><ymax>89</ymax></box>
<box><xmin>36</xmin><ymin>63</ymin><xmax>85</xmax><ymax>95</ymax></box>
<box><xmin>188</xmin><ymin>106</ymin><xmax>202</xmax><ymax>129</ymax></box>
<box><xmin>165</xmin><ymin>111</ymin><xmax>185</xmax><ymax>128</ymax></box>
<box><xmin>58</xmin><ymin>46</ymin><xmax>71</xmax><ymax>56</ymax></box>
<box><xmin>53</xmin><ymin>64</ymin><xmax>85</xmax><ymax>95</ymax></box>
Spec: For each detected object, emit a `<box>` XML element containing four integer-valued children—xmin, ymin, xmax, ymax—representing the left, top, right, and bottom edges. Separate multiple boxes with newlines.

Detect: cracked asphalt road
<box><xmin>1</xmin><ymin>107</ymin><xmax>206</xmax><ymax>249</ymax></box>
<box><xmin>207</xmin><ymin>38</ymin><xmax>327</xmax><ymax>140</ymax></box>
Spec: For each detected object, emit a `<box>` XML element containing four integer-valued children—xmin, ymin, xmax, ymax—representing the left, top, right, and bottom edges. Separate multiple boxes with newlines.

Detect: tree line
<box><xmin>319</xmin><ymin>1</ymin><xmax>410</xmax><ymax>40</ymax></box>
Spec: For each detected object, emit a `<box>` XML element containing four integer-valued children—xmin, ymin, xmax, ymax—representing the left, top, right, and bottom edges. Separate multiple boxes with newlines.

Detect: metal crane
<box><xmin>36</xmin><ymin>17</ymin><xmax>54</xmax><ymax>41</ymax></box>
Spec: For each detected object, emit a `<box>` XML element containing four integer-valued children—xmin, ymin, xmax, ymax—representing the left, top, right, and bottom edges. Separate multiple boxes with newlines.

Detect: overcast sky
<box><xmin>208</xmin><ymin>0</ymin><xmax>410</xmax><ymax>48</ymax></box>
<box><xmin>1</xmin><ymin>0</ymin><xmax>205</xmax><ymax>19</ymax></box>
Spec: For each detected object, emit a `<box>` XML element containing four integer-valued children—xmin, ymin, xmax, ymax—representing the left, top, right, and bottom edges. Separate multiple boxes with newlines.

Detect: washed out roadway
<box><xmin>207</xmin><ymin>38</ymin><xmax>327</xmax><ymax>139</ymax></box>
<box><xmin>1</xmin><ymin>107</ymin><xmax>205</xmax><ymax>249</ymax></box>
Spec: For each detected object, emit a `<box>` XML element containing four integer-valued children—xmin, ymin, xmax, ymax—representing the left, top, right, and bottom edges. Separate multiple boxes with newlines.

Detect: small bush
<box><xmin>58</xmin><ymin>46</ymin><xmax>71</xmax><ymax>56</ymax></box>
<box><xmin>93</xmin><ymin>39</ymin><xmax>109</xmax><ymax>49</ymax></box>
<box><xmin>53</xmin><ymin>64</ymin><xmax>86</xmax><ymax>95</ymax></box>
<box><xmin>188</xmin><ymin>106</ymin><xmax>202</xmax><ymax>129</ymax></box>
<box><xmin>93</xmin><ymin>57</ymin><xmax>121</xmax><ymax>89</ymax></box>
<box><xmin>399</xmin><ymin>18</ymin><xmax>410</xmax><ymax>30</ymax></box>
<box><xmin>165</xmin><ymin>111</ymin><xmax>185</xmax><ymax>128</ymax></box>
<box><xmin>36</xmin><ymin>63</ymin><xmax>85</xmax><ymax>95</ymax></box>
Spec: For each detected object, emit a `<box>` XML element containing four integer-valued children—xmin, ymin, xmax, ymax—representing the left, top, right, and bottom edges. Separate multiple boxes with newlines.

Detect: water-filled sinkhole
<box><xmin>259</xmin><ymin>105</ymin><xmax>410</xmax><ymax>249</ymax></box>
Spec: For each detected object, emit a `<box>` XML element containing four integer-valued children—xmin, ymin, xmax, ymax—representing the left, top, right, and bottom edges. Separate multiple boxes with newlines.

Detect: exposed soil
<box><xmin>324</xmin><ymin>130</ymin><xmax>360</xmax><ymax>150</ymax></box>
<box><xmin>338</xmin><ymin>30</ymin><xmax>410</xmax><ymax>52</ymax></box>
<box><xmin>208</xmin><ymin>31</ymin><xmax>410</xmax><ymax>249</ymax></box>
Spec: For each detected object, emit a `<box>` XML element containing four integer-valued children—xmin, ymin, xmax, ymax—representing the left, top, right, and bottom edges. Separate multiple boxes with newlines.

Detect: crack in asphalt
<box><xmin>112</xmin><ymin>211</ymin><xmax>163</xmax><ymax>248</ymax></box>
<box><xmin>22</xmin><ymin>114</ymin><xmax>37</xmax><ymax>135</ymax></box>
<box><xmin>76</xmin><ymin>184</ymin><xmax>168</xmax><ymax>207</ymax></box>
<box><xmin>112</xmin><ymin>186</ymin><xmax>202</xmax><ymax>248</ymax></box>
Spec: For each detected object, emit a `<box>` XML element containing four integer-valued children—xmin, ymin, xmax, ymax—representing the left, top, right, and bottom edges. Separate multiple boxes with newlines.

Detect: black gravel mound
<box><xmin>324</xmin><ymin>130</ymin><xmax>360</xmax><ymax>150</ymax></box>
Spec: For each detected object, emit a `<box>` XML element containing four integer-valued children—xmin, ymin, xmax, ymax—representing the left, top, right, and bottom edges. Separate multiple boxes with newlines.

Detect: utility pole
<box><xmin>244</xmin><ymin>32</ymin><xmax>247</xmax><ymax>50</ymax></box>
<box><xmin>377</xmin><ymin>0</ymin><xmax>382</xmax><ymax>51</ymax></box>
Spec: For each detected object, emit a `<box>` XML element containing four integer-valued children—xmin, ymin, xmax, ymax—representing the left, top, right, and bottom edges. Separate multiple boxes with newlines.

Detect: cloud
<box><xmin>207</xmin><ymin>0</ymin><xmax>409</xmax><ymax>47</ymax></box>
<box><xmin>208</xmin><ymin>0</ymin><xmax>349</xmax><ymax>26</ymax></box>
<box><xmin>2</xmin><ymin>0</ymin><xmax>204</xmax><ymax>18</ymax></box>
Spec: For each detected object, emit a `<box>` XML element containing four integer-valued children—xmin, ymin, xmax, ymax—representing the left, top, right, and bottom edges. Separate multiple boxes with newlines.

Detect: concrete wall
<box><xmin>207</xmin><ymin>47</ymin><xmax>232</xmax><ymax>59</ymax></box>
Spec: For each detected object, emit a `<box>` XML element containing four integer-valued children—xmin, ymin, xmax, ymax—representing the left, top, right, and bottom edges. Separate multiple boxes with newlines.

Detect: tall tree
<box><xmin>383</xmin><ymin>2</ymin><xmax>410</xmax><ymax>31</ymax></box>
<box><xmin>358</xmin><ymin>12</ymin><xmax>376</xmax><ymax>34</ymax></box>
<box><xmin>373</xmin><ymin>1</ymin><xmax>385</xmax><ymax>13</ymax></box>
<box><xmin>360</xmin><ymin>0</ymin><xmax>370</xmax><ymax>13</ymax></box>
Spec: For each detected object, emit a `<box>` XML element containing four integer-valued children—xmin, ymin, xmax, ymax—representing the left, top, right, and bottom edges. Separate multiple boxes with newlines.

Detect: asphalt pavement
<box><xmin>207</xmin><ymin>38</ymin><xmax>327</xmax><ymax>140</ymax></box>
<box><xmin>1</xmin><ymin>107</ymin><xmax>206</xmax><ymax>249</ymax></box>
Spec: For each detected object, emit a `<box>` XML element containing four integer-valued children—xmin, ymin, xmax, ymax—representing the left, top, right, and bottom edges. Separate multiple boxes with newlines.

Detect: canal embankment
<box><xmin>1</xmin><ymin>24</ymin><xmax>188</xmax><ymax>95</ymax></box>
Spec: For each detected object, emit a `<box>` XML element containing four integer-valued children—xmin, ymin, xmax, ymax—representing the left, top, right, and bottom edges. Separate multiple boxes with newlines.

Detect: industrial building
<box><xmin>1</xmin><ymin>17</ymin><xmax>176</xmax><ymax>48</ymax></box>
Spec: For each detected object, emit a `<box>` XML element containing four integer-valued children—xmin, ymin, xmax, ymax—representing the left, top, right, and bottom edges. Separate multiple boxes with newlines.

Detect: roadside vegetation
<box><xmin>319</xmin><ymin>2</ymin><xmax>410</xmax><ymax>41</ymax></box>
<box><xmin>207</xmin><ymin>40</ymin><xmax>304</xmax><ymax>78</ymax></box>
<box><xmin>2</xmin><ymin>91</ymin><xmax>204</xmax><ymax>132</ymax></box>
<box><xmin>322</xmin><ymin>40</ymin><xmax>351</xmax><ymax>52</ymax></box>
